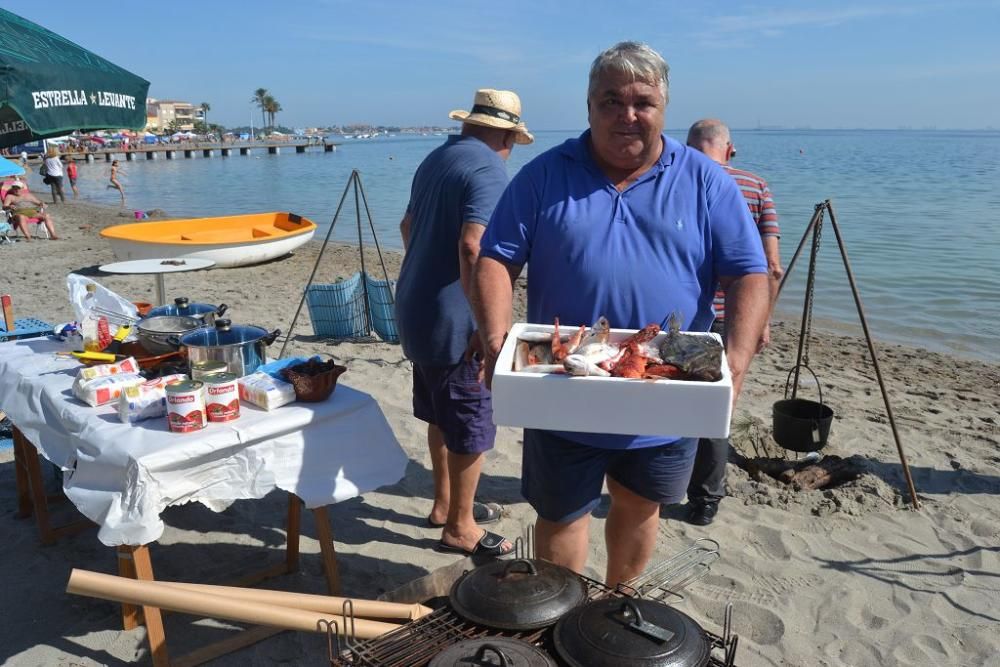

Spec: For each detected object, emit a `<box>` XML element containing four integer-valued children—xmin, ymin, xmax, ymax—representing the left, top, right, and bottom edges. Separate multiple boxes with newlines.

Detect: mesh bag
<box><xmin>305</xmin><ymin>272</ymin><xmax>369</xmax><ymax>339</ymax></box>
<box><xmin>364</xmin><ymin>273</ymin><xmax>399</xmax><ymax>343</ymax></box>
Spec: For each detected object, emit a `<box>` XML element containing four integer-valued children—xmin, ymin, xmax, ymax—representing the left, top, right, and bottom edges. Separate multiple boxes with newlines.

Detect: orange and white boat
<box><xmin>100</xmin><ymin>212</ymin><xmax>317</xmax><ymax>268</ymax></box>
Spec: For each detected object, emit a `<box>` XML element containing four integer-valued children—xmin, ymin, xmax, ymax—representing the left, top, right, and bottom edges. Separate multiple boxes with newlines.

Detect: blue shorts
<box><xmin>522</xmin><ymin>429</ymin><xmax>698</xmax><ymax>523</ymax></box>
<box><xmin>412</xmin><ymin>358</ymin><xmax>496</xmax><ymax>455</ymax></box>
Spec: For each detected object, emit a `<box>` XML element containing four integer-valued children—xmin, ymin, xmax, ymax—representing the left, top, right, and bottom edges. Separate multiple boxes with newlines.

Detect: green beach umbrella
<box><xmin>0</xmin><ymin>9</ymin><xmax>150</xmax><ymax>148</ymax></box>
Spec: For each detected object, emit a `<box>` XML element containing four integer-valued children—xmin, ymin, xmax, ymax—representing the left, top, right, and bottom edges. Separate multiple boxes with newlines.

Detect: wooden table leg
<box><xmin>12</xmin><ymin>427</ymin><xmax>32</xmax><ymax>519</ymax></box>
<box><xmin>127</xmin><ymin>545</ymin><xmax>170</xmax><ymax>667</ymax></box>
<box><xmin>10</xmin><ymin>427</ymin><xmax>93</xmax><ymax>543</ymax></box>
<box><xmin>14</xmin><ymin>427</ymin><xmax>56</xmax><ymax>545</ymax></box>
<box><xmin>311</xmin><ymin>506</ymin><xmax>342</xmax><ymax>595</ymax></box>
<box><xmin>285</xmin><ymin>493</ymin><xmax>301</xmax><ymax>574</ymax></box>
<box><xmin>116</xmin><ymin>546</ymin><xmax>145</xmax><ymax>630</ymax></box>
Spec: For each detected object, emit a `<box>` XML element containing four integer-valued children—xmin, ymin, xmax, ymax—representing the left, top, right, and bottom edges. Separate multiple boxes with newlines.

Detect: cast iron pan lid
<box><xmin>553</xmin><ymin>597</ymin><xmax>711</xmax><ymax>667</ymax></box>
<box><xmin>428</xmin><ymin>638</ymin><xmax>556</xmax><ymax>667</ymax></box>
<box><xmin>449</xmin><ymin>558</ymin><xmax>588</xmax><ymax>631</ymax></box>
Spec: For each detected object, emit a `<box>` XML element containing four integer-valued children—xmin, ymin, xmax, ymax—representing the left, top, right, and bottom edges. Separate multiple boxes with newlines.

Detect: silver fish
<box><xmin>517</xmin><ymin>364</ymin><xmax>567</xmax><ymax>374</ymax></box>
<box><xmin>563</xmin><ymin>354</ymin><xmax>611</xmax><ymax>377</ymax></box>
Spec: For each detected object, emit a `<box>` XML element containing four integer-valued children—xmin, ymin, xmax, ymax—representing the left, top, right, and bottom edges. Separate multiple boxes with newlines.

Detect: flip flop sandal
<box><xmin>437</xmin><ymin>530</ymin><xmax>513</xmax><ymax>557</ymax></box>
<box><xmin>427</xmin><ymin>501</ymin><xmax>502</xmax><ymax>528</ymax></box>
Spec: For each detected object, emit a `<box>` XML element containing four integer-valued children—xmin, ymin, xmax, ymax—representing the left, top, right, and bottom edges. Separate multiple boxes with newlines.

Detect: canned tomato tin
<box><xmin>165</xmin><ymin>379</ymin><xmax>206</xmax><ymax>433</ymax></box>
<box><xmin>202</xmin><ymin>372</ymin><xmax>240</xmax><ymax>422</ymax></box>
<box><xmin>191</xmin><ymin>360</ymin><xmax>228</xmax><ymax>381</ymax></box>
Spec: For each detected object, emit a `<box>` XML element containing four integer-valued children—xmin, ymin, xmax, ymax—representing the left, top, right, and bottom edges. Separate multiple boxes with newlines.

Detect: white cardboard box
<box><xmin>492</xmin><ymin>322</ymin><xmax>733</xmax><ymax>438</ymax></box>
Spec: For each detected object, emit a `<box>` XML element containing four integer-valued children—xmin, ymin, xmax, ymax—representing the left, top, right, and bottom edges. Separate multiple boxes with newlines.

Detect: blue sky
<box><xmin>11</xmin><ymin>1</ymin><xmax>1000</xmax><ymax>130</ymax></box>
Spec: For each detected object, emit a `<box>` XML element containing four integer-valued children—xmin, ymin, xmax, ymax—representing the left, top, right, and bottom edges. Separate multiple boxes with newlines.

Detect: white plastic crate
<box><xmin>491</xmin><ymin>322</ymin><xmax>733</xmax><ymax>438</ymax></box>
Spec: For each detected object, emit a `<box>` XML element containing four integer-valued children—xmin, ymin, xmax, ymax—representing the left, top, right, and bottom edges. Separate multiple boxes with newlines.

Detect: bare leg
<box><xmin>535</xmin><ymin>514</ymin><xmax>591</xmax><ymax>574</ymax></box>
<box><xmin>41</xmin><ymin>214</ymin><xmax>58</xmax><ymax>240</ymax></box>
<box><xmin>427</xmin><ymin>424</ymin><xmax>450</xmax><ymax>526</ymax></box>
<box><xmin>13</xmin><ymin>215</ymin><xmax>31</xmax><ymax>241</ymax></box>
<box><xmin>440</xmin><ymin>451</ymin><xmax>512</xmax><ymax>553</ymax></box>
<box><xmin>604</xmin><ymin>477</ymin><xmax>661</xmax><ymax>588</ymax></box>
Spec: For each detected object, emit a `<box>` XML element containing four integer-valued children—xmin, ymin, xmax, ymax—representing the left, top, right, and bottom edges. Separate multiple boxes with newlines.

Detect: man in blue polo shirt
<box><xmin>473</xmin><ymin>42</ymin><xmax>770</xmax><ymax>586</ymax></box>
<box><xmin>397</xmin><ymin>89</ymin><xmax>533</xmax><ymax>558</ymax></box>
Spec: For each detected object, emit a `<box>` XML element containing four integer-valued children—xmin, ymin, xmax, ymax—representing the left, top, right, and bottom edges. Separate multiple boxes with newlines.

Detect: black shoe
<box><xmin>686</xmin><ymin>501</ymin><xmax>719</xmax><ymax>526</ymax></box>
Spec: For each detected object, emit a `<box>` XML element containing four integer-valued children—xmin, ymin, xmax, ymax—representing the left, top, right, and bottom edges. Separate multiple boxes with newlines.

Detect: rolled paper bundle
<box><xmin>156</xmin><ymin>580</ymin><xmax>433</xmax><ymax>620</ymax></box>
<box><xmin>66</xmin><ymin>569</ymin><xmax>400</xmax><ymax>638</ymax></box>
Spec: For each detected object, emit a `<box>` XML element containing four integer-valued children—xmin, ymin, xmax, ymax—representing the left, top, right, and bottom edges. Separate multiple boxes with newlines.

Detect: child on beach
<box><xmin>108</xmin><ymin>160</ymin><xmax>125</xmax><ymax>207</ymax></box>
<box><xmin>66</xmin><ymin>159</ymin><xmax>79</xmax><ymax>198</ymax></box>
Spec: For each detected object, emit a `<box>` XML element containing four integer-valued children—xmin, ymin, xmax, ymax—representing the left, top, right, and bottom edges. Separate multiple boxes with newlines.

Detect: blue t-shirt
<box><xmin>396</xmin><ymin>135</ymin><xmax>509</xmax><ymax>366</ymax></box>
<box><xmin>481</xmin><ymin>131</ymin><xmax>767</xmax><ymax>449</ymax></box>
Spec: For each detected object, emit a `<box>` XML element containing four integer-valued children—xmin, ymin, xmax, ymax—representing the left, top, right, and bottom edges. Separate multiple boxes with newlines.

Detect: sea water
<box><xmin>63</xmin><ymin>130</ymin><xmax>1000</xmax><ymax>362</ymax></box>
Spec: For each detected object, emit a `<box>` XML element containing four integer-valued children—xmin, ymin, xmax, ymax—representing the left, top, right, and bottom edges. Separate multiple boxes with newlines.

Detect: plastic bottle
<box><xmin>80</xmin><ymin>284</ymin><xmax>111</xmax><ymax>352</ymax></box>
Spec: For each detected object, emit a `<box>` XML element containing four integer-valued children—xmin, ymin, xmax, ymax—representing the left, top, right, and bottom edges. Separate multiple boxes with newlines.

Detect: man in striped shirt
<box><xmin>684</xmin><ymin>118</ymin><xmax>784</xmax><ymax>526</ymax></box>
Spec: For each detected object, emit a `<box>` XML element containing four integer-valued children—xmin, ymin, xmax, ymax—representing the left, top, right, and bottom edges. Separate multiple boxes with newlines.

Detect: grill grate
<box><xmin>328</xmin><ymin>535</ymin><xmax>738</xmax><ymax>666</ymax></box>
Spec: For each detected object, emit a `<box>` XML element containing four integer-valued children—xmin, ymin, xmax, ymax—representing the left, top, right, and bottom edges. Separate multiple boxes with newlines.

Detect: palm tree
<box><xmin>251</xmin><ymin>88</ymin><xmax>268</xmax><ymax>129</ymax></box>
<box><xmin>199</xmin><ymin>102</ymin><xmax>210</xmax><ymax>126</ymax></box>
<box><xmin>262</xmin><ymin>95</ymin><xmax>282</xmax><ymax>129</ymax></box>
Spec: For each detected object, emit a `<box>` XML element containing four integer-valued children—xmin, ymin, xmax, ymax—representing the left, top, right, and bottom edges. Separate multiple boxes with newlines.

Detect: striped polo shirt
<box><xmin>714</xmin><ymin>164</ymin><xmax>779</xmax><ymax>322</ymax></box>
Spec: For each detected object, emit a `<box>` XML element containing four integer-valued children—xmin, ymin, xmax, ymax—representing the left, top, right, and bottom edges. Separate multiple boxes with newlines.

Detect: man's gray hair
<box><xmin>588</xmin><ymin>41</ymin><xmax>670</xmax><ymax>102</ymax></box>
<box><xmin>687</xmin><ymin>119</ymin><xmax>730</xmax><ymax>148</ymax></box>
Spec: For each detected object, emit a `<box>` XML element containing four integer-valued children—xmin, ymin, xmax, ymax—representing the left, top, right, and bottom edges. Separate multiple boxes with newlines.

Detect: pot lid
<box><xmin>429</xmin><ymin>638</ymin><xmax>556</xmax><ymax>667</ymax></box>
<box><xmin>147</xmin><ymin>297</ymin><xmax>225</xmax><ymax>318</ymax></box>
<box><xmin>179</xmin><ymin>318</ymin><xmax>269</xmax><ymax>347</ymax></box>
<box><xmin>137</xmin><ymin>314</ymin><xmax>203</xmax><ymax>334</ymax></box>
<box><xmin>449</xmin><ymin>559</ymin><xmax>588</xmax><ymax>632</ymax></box>
<box><xmin>553</xmin><ymin>598</ymin><xmax>710</xmax><ymax>667</ymax></box>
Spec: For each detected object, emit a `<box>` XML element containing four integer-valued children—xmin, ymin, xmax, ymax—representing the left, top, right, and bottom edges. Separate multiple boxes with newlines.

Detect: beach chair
<box><xmin>1</xmin><ymin>180</ymin><xmax>50</xmax><ymax>239</ymax></box>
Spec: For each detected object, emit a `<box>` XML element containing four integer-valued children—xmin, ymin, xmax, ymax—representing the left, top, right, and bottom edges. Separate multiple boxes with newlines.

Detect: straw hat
<box><xmin>449</xmin><ymin>89</ymin><xmax>534</xmax><ymax>145</ymax></box>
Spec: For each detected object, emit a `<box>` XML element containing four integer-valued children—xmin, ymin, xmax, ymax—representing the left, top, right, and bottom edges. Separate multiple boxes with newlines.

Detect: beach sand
<box><xmin>1</xmin><ymin>200</ymin><xmax>998</xmax><ymax>666</ymax></box>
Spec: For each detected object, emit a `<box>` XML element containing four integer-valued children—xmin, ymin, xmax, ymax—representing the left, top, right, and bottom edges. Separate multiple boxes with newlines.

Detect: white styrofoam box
<box><xmin>492</xmin><ymin>322</ymin><xmax>732</xmax><ymax>438</ymax></box>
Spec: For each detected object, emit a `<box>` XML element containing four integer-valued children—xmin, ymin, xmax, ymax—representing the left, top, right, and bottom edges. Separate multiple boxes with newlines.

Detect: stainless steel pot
<box><xmin>136</xmin><ymin>315</ymin><xmax>203</xmax><ymax>355</ymax></box>
<box><xmin>176</xmin><ymin>319</ymin><xmax>280</xmax><ymax>377</ymax></box>
<box><xmin>146</xmin><ymin>297</ymin><xmax>228</xmax><ymax>325</ymax></box>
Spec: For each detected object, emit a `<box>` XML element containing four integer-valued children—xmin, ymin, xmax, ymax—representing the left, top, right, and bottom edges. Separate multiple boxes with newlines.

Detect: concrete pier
<box><xmin>53</xmin><ymin>140</ymin><xmax>338</xmax><ymax>166</ymax></box>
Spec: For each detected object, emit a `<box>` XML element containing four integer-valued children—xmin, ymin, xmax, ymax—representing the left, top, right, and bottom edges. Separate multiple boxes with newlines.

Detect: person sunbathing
<box><xmin>2</xmin><ymin>182</ymin><xmax>59</xmax><ymax>240</ymax></box>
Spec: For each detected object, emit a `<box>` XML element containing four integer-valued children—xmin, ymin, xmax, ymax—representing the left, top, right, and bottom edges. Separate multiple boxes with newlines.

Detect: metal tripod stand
<box><xmin>279</xmin><ymin>169</ymin><xmax>395</xmax><ymax>358</ymax></box>
<box><xmin>777</xmin><ymin>199</ymin><xmax>921</xmax><ymax>509</ymax></box>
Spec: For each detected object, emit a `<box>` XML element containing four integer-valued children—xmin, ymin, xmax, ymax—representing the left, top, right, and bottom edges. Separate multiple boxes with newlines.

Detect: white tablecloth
<box><xmin>0</xmin><ymin>338</ymin><xmax>409</xmax><ymax>546</ymax></box>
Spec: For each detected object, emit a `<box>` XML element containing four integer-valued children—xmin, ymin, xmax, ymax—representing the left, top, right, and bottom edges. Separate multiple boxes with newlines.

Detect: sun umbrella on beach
<box><xmin>0</xmin><ymin>156</ymin><xmax>25</xmax><ymax>178</ymax></box>
<box><xmin>0</xmin><ymin>9</ymin><xmax>150</xmax><ymax>148</ymax></box>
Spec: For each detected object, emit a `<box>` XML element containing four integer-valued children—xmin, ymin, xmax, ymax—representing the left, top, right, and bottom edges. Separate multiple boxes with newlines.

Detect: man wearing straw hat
<box><xmin>473</xmin><ymin>42</ymin><xmax>770</xmax><ymax>586</ymax></box>
<box><xmin>396</xmin><ymin>89</ymin><xmax>533</xmax><ymax>557</ymax></box>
